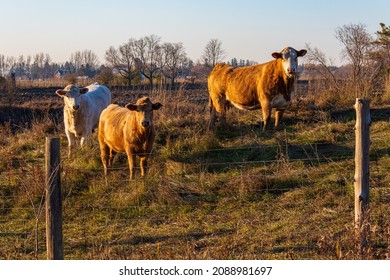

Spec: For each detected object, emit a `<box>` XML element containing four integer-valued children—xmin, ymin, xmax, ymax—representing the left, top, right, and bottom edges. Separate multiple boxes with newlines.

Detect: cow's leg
<box><xmin>140</xmin><ymin>156</ymin><xmax>148</xmax><ymax>178</ymax></box>
<box><xmin>80</xmin><ymin>129</ymin><xmax>92</xmax><ymax>149</ymax></box>
<box><xmin>126</xmin><ymin>151</ymin><xmax>136</xmax><ymax>180</ymax></box>
<box><xmin>275</xmin><ymin>109</ymin><xmax>285</xmax><ymax>128</ymax></box>
<box><xmin>219</xmin><ymin>107</ymin><xmax>227</xmax><ymax>126</ymax></box>
<box><xmin>209</xmin><ymin>106</ymin><xmax>217</xmax><ymax>128</ymax></box>
<box><xmin>99</xmin><ymin>143</ymin><xmax>110</xmax><ymax>176</ymax></box>
<box><xmin>108</xmin><ymin>150</ymin><xmax>117</xmax><ymax>167</ymax></box>
<box><xmin>209</xmin><ymin>94</ymin><xmax>227</xmax><ymax>126</ymax></box>
<box><xmin>80</xmin><ymin>136</ymin><xmax>87</xmax><ymax>149</ymax></box>
<box><xmin>66</xmin><ymin>130</ymin><xmax>76</xmax><ymax>157</ymax></box>
<box><xmin>208</xmin><ymin>97</ymin><xmax>218</xmax><ymax>128</ymax></box>
<box><xmin>261</xmin><ymin>102</ymin><xmax>272</xmax><ymax>131</ymax></box>
<box><xmin>215</xmin><ymin>97</ymin><xmax>227</xmax><ymax>125</ymax></box>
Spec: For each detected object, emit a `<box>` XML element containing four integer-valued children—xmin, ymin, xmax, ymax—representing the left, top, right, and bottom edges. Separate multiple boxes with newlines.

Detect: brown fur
<box><xmin>98</xmin><ymin>97</ymin><xmax>162</xmax><ymax>179</ymax></box>
<box><xmin>208</xmin><ymin>47</ymin><xmax>306</xmax><ymax>130</ymax></box>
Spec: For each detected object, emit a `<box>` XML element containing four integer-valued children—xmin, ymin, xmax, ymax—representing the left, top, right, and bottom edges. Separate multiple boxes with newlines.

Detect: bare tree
<box><xmin>304</xmin><ymin>43</ymin><xmax>339</xmax><ymax>90</ymax></box>
<box><xmin>70</xmin><ymin>51</ymin><xmax>82</xmax><ymax>71</ymax></box>
<box><xmin>133</xmin><ymin>34</ymin><xmax>162</xmax><ymax>89</ymax></box>
<box><xmin>202</xmin><ymin>38</ymin><xmax>226</xmax><ymax>68</ymax></box>
<box><xmin>6</xmin><ymin>56</ymin><xmax>16</xmax><ymax>78</ymax></box>
<box><xmin>30</xmin><ymin>53</ymin><xmax>52</xmax><ymax>79</ymax></box>
<box><xmin>13</xmin><ymin>55</ymin><xmax>28</xmax><ymax>78</ymax></box>
<box><xmin>335</xmin><ymin>23</ymin><xmax>374</xmax><ymax>84</ymax></box>
<box><xmin>70</xmin><ymin>50</ymin><xmax>99</xmax><ymax>76</ymax></box>
<box><xmin>25</xmin><ymin>55</ymin><xmax>31</xmax><ymax>78</ymax></box>
<box><xmin>105</xmin><ymin>40</ymin><xmax>138</xmax><ymax>86</ymax></box>
<box><xmin>33</xmin><ymin>53</ymin><xmax>46</xmax><ymax>68</ymax></box>
<box><xmin>161</xmin><ymin>42</ymin><xmax>188</xmax><ymax>88</ymax></box>
<box><xmin>82</xmin><ymin>50</ymin><xmax>99</xmax><ymax>68</ymax></box>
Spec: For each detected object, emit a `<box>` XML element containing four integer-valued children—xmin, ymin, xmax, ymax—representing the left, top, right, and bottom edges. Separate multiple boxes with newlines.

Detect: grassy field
<box><xmin>0</xmin><ymin>86</ymin><xmax>389</xmax><ymax>259</ymax></box>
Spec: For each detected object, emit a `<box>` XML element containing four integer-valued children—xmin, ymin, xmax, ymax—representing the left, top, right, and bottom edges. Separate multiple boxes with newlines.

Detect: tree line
<box><xmin>0</xmin><ymin>36</ymin><xmax>230</xmax><ymax>89</ymax></box>
<box><xmin>304</xmin><ymin>22</ymin><xmax>390</xmax><ymax>99</ymax></box>
<box><xmin>0</xmin><ymin>22</ymin><xmax>389</xmax><ymax>95</ymax></box>
<box><xmin>0</xmin><ymin>50</ymin><xmax>100</xmax><ymax>80</ymax></box>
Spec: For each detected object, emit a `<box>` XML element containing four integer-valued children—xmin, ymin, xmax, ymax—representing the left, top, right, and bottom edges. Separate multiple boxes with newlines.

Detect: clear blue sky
<box><xmin>0</xmin><ymin>0</ymin><xmax>388</xmax><ymax>66</ymax></box>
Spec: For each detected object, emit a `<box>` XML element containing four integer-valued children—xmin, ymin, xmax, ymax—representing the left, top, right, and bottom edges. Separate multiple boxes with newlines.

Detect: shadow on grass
<box><xmin>330</xmin><ymin>106</ymin><xmax>390</xmax><ymax>122</ymax></box>
<box><xmin>112</xmin><ymin>228</ymin><xmax>234</xmax><ymax>247</ymax></box>
<box><xmin>167</xmin><ymin>141</ymin><xmax>354</xmax><ymax>174</ymax></box>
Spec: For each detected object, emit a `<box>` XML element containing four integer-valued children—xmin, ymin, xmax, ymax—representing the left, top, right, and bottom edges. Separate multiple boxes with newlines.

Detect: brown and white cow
<box><xmin>56</xmin><ymin>83</ymin><xmax>112</xmax><ymax>156</ymax></box>
<box><xmin>98</xmin><ymin>97</ymin><xmax>162</xmax><ymax>179</ymax></box>
<box><xmin>208</xmin><ymin>47</ymin><xmax>306</xmax><ymax>130</ymax></box>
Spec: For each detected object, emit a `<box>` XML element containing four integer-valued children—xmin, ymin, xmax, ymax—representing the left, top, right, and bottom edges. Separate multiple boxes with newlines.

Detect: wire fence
<box><xmin>0</xmin><ymin>90</ymin><xmax>389</xmax><ymax>259</ymax></box>
<box><xmin>0</xmin><ymin>138</ymin><xmax>389</xmax><ymax>259</ymax></box>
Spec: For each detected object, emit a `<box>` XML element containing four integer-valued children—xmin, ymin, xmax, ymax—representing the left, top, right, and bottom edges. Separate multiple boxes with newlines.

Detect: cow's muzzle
<box><xmin>286</xmin><ymin>71</ymin><xmax>297</xmax><ymax>79</ymax></box>
<box><xmin>287</xmin><ymin>67</ymin><xmax>296</xmax><ymax>75</ymax></box>
<box><xmin>141</xmin><ymin>120</ymin><xmax>151</xmax><ymax>127</ymax></box>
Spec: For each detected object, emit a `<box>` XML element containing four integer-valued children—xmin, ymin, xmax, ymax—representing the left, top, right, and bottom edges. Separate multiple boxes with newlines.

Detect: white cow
<box><xmin>56</xmin><ymin>83</ymin><xmax>112</xmax><ymax>156</ymax></box>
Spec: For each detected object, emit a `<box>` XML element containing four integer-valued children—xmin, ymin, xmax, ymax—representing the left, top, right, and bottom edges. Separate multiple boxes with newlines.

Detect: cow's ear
<box><xmin>272</xmin><ymin>52</ymin><xmax>282</xmax><ymax>59</ymax></box>
<box><xmin>55</xmin><ymin>89</ymin><xmax>66</xmax><ymax>97</ymax></box>
<box><xmin>126</xmin><ymin>103</ymin><xmax>138</xmax><ymax>111</ymax></box>
<box><xmin>152</xmin><ymin>103</ymin><xmax>163</xmax><ymax>110</ymax></box>
<box><xmin>80</xmin><ymin>88</ymin><xmax>89</xmax><ymax>94</ymax></box>
<box><xmin>297</xmin><ymin>49</ymin><xmax>307</xmax><ymax>57</ymax></box>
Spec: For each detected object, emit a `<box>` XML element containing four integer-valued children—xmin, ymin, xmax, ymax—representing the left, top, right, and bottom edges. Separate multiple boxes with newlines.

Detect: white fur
<box><xmin>229</xmin><ymin>101</ymin><xmax>261</xmax><ymax>110</ymax></box>
<box><xmin>61</xmin><ymin>83</ymin><xmax>112</xmax><ymax>156</ymax></box>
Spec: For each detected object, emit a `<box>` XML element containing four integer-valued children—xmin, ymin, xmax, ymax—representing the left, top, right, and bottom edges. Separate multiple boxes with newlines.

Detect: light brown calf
<box><xmin>98</xmin><ymin>97</ymin><xmax>162</xmax><ymax>179</ymax></box>
<box><xmin>208</xmin><ymin>47</ymin><xmax>306</xmax><ymax>130</ymax></box>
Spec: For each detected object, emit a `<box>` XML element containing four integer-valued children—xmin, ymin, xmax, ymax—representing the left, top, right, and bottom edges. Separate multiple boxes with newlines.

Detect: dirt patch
<box><xmin>0</xmin><ymin>106</ymin><xmax>62</xmax><ymax>131</ymax></box>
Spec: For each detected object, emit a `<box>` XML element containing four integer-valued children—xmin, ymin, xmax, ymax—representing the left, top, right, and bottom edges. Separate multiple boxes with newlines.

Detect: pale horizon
<box><xmin>0</xmin><ymin>0</ymin><xmax>389</xmax><ymax>67</ymax></box>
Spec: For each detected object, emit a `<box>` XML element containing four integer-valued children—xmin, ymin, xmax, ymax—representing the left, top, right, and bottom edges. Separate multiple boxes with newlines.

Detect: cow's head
<box><xmin>55</xmin><ymin>85</ymin><xmax>89</xmax><ymax>111</ymax></box>
<box><xmin>126</xmin><ymin>97</ymin><xmax>162</xmax><ymax>128</ymax></box>
<box><xmin>272</xmin><ymin>47</ymin><xmax>307</xmax><ymax>78</ymax></box>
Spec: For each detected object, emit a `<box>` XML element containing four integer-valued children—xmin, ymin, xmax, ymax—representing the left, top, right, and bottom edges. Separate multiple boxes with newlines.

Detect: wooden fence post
<box><xmin>354</xmin><ymin>98</ymin><xmax>370</xmax><ymax>256</ymax></box>
<box><xmin>45</xmin><ymin>137</ymin><xmax>63</xmax><ymax>260</ymax></box>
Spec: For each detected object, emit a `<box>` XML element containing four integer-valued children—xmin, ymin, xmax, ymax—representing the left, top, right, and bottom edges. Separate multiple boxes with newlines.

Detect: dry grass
<box><xmin>0</xmin><ymin>87</ymin><xmax>389</xmax><ymax>260</ymax></box>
